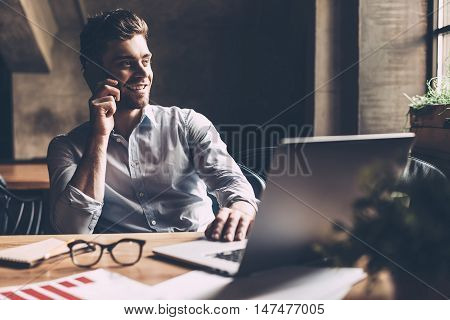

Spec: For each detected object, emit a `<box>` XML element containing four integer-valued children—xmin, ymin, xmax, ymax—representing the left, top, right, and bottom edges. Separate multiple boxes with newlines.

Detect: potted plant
<box><xmin>320</xmin><ymin>167</ymin><xmax>450</xmax><ymax>299</ymax></box>
<box><xmin>405</xmin><ymin>75</ymin><xmax>450</xmax><ymax>128</ymax></box>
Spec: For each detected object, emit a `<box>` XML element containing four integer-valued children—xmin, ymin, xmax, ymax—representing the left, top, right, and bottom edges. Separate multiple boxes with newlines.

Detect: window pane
<box><xmin>438</xmin><ymin>33</ymin><xmax>449</xmax><ymax>81</ymax></box>
<box><xmin>437</xmin><ymin>1</ymin><xmax>449</xmax><ymax>79</ymax></box>
<box><xmin>443</xmin><ymin>34</ymin><xmax>450</xmax><ymax>75</ymax></box>
<box><xmin>444</xmin><ymin>0</ymin><xmax>450</xmax><ymax>27</ymax></box>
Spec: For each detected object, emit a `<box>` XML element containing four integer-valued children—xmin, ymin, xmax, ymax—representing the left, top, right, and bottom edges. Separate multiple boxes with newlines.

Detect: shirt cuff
<box><xmin>226</xmin><ymin>196</ymin><xmax>259</xmax><ymax>213</ymax></box>
<box><xmin>65</xmin><ymin>184</ymin><xmax>103</xmax><ymax>211</ymax></box>
<box><xmin>53</xmin><ymin>184</ymin><xmax>103</xmax><ymax>233</ymax></box>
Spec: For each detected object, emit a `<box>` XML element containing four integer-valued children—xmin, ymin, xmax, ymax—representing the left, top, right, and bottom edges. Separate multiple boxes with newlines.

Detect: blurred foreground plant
<box><xmin>322</xmin><ymin>164</ymin><xmax>450</xmax><ymax>298</ymax></box>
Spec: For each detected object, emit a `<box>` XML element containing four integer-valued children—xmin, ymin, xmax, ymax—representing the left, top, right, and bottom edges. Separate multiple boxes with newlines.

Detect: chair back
<box><xmin>237</xmin><ymin>163</ymin><xmax>266</xmax><ymax>199</ymax></box>
<box><xmin>238</xmin><ymin>147</ymin><xmax>277</xmax><ymax>180</ymax></box>
<box><xmin>208</xmin><ymin>163</ymin><xmax>266</xmax><ymax>213</ymax></box>
<box><xmin>400</xmin><ymin>156</ymin><xmax>447</xmax><ymax>187</ymax></box>
<box><xmin>0</xmin><ymin>176</ymin><xmax>43</xmax><ymax>235</ymax></box>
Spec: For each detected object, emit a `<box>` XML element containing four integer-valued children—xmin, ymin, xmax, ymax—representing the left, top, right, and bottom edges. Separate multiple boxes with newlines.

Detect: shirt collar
<box><xmin>141</xmin><ymin>104</ymin><xmax>158</xmax><ymax>128</ymax></box>
<box><xmin>110</xmin><ymin>104</ymin><xmax>158</xmax><ymax>137</ymax></box>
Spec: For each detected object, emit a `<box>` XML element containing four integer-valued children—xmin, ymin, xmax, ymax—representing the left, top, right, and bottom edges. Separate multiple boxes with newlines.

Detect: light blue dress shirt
<box><xmin>47</xmin><ymin>105</ymin><xmax>257</xmax><ymax>234</ymax></box>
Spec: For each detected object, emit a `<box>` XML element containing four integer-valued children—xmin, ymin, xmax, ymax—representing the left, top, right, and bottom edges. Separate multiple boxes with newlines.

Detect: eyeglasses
<box><xmin>67</xmin><ymin>238</ymin><xmax>146</xmax><ymax>268</ymax></box>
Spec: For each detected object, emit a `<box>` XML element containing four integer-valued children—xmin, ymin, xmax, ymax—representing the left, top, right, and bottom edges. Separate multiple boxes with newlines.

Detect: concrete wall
<box><xmin>13</xmin><ymin>29</ymin><xmax>91</xmax><ymax>159</ymax></box>
<box><xmin>314</xmin><ymin>0</ymin><xmax>359</xmax><ymax>136</ymax></box>
<box><xmin>358</xmin><ymin>0</ymin><xmax>429</xmax><ymax>133</ymax></box>
<box><xmin>0</xmin><ymin>0</ymin><xmax>57</xmax><ymax>72</ymax></box>
<box><xmin>20</xmin><ymin>0</ymin><xmax>58</xmax><ymax>70</ymax></box>
<box><xmin>13</xmin><ymin>0</ymin><xmax>89</xmax><ymax>159</ymax></box>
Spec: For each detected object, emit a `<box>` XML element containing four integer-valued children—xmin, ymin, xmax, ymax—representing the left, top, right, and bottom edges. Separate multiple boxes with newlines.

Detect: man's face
<box><xmin>100</xmin><ymin>34</ymin><xmax>153</xmax><ymax>110</ymax></box>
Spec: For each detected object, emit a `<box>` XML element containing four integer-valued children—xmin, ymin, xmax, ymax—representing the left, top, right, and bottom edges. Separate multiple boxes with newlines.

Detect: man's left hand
<box><xmin>205</xmin><ymin>201</ymin><xmax>256</xmax><ymax>241</ymax></box>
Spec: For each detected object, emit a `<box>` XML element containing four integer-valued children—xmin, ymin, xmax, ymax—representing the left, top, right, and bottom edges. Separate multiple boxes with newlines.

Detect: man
<box><xmin>47</xmin><ymin>9</ymin><xmax>257</xmax><ymax>241</ymax></box>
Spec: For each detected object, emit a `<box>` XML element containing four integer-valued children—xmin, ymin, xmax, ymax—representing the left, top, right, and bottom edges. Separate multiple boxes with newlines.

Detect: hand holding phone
<box><xmin>83</xmin><ymin>63</ymin><xmax>120</xmax><ymax>136</ymax></box>
<box><xmin>85</xmin><ymin>65</ymin><xmax>121</xmax><ymax>137</ymax></box>
<box><xmin>88</xmin><ymin>78</ymin><xmax>120</xmax><ymax>137</ymax></box>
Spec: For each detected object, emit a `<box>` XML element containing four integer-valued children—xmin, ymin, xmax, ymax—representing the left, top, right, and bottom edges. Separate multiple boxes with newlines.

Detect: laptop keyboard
<box><xmin>214</xmin><ymin>249</ymin><xmax>245</xmax><ymax>263</ymax></box>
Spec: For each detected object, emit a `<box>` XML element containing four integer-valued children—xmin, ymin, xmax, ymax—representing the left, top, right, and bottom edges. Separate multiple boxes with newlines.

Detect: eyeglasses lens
<box><xmin>72</xmin><ymin>242</ymin><xmax>102</xmax><ymax>267</ymax></box>
<box><xmin>111</xmin><ymin>241</ymin><xmax>142</xmax><ymax>265</ymax></box>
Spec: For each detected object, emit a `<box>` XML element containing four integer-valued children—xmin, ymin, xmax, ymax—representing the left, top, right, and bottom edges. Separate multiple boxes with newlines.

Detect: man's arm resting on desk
<box><xmin>205</xmin><ymin>200</ymin><xmax>256</xmax><ymax>241</ymax></box>
<box><xmin>185</xmin><ymin>109</ymin><xmax>258</xmax><ymax>241</ymax></box>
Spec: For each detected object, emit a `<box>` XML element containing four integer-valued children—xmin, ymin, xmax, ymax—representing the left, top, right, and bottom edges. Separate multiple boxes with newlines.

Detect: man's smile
<box><xmin>125</xmin><ymin>83</ymin><xmax>149</xmax><ymax>91</ymax></box>
<box><xmin>124</xmin><ymin>82</ymin><xmax>150</xmax><ymax>95</ymax></box>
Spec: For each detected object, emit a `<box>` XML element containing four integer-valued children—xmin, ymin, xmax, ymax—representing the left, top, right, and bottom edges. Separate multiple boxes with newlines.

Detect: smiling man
<box><xmin>47</xmin><ymin>9</ymin><xmax>257</xmax><ymax>241</ymax></box>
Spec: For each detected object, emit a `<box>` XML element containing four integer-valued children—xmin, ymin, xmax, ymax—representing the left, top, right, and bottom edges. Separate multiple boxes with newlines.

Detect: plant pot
<box><xmin>409</xmin><ymin>104</ymin><xmax>450</xmax><ymax>177</ymax></box>
<box><xmin>410</xmin><ymin>104</ymin><xmax>450</xmax><ymax>128</ymax></box>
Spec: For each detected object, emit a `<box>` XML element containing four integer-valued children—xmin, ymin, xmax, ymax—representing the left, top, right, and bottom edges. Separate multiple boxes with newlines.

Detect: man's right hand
<box><xmin>89</xmin><ymin>79</ymin><xmax>121</xmax><ymax>137</ymax></box>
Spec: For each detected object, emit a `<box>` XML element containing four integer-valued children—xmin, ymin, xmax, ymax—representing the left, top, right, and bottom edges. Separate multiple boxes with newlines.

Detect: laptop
<box><xmin>153</xmin><ymin>133</ymin><xmax>415</xmax><ymax>276</ymax></box>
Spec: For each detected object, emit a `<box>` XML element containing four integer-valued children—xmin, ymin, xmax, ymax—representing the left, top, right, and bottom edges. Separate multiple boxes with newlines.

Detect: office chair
<box><xmin>208</xmin><ymin>163</ymin><xmax>266</xmax><ymax>213</ymax></box>
<box><xmin>400</xmin><ymin>156</ymin><xmax>447</xmax><ymax>187</ymax></box>
<box><xmin>238</xmin><ymin>163</ymin><xmax>266</xmax><ymax>199</ymax></box>
<box><xmin>0</xmin><ymin>175</ymin><xmax>44</xmax><ymax>235</ymax></box>
<box><xmin>238</xmin><ymin>147</ymin><xmax>277</xmax><ymax>180</ymax></box>
<box><xmin>397</xmin><ymin>156</ymin><xmax>449</xmax><ymax>212</ymax></box>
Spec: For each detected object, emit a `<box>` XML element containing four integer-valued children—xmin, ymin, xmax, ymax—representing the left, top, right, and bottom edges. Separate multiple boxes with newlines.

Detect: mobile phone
<box><xmin>84</xmin><ymin>62</ymin><xmax>121</xmax><ymax>94</ymax></box>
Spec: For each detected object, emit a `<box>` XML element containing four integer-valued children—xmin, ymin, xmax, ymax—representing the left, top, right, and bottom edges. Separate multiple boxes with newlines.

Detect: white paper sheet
<box><xmin>152</xmin><ymin>266</ymin><xmax>366</xmax><ymax>299</ymax></box>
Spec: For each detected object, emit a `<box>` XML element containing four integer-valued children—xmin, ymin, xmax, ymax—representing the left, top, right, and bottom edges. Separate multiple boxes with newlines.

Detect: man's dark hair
<box><xmin>79</xmin><ymin>9</ymin><xmax>148</xmax><ymax>69</ymax></box>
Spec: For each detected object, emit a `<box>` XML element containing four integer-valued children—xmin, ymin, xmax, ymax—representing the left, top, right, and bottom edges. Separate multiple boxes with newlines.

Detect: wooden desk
<box><xmin>0</xmin><ymin>233</ymin><xmax>201</xmax><ymax>288</ymax></box>
<box><xmin>0</xmin><ymin>163</ymin><xmax>49</xmax><ymax>190</ymax></box>
<box><xmin>0</xmin><ymin>233</ymin><xmax>392</xmax><ymax>299</ymax></box>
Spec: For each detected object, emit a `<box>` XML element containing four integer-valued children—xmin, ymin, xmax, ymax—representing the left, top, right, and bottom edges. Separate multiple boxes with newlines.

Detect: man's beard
<box><xmin>117</xmin><ymin>89</ymin><xmax>150</xmax><ymax>110</ymax></box>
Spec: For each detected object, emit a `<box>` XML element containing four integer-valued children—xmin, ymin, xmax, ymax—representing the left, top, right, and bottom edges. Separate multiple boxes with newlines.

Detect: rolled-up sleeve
<box><xmin>47</xmin><ymin>136</ymin><xmax>103</xmax><ymax>234</ymax></box>
<box><xmin>185</xmin><ymin>110</ymin><xmax>258</xmax><ymax>212</ymax></box>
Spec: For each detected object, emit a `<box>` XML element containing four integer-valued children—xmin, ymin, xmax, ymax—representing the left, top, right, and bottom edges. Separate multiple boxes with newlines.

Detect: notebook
<box><xmin>0</xmin><ymin>238</ymin><xmax>70</xmax><ymax>268</ymax></box>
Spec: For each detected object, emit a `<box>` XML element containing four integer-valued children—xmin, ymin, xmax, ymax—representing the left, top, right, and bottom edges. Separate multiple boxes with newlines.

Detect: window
<box><xmin>435</xmin><ymin>0</ymin><xmax>450</xmax><ymax>81</ymax></box>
